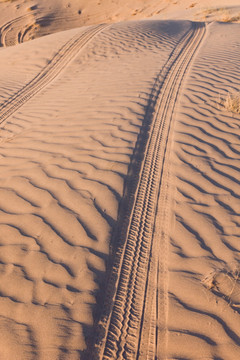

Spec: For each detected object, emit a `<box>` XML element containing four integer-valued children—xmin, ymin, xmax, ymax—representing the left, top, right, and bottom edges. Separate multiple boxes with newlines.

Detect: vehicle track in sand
<box><xmin>94</xmin><ymin>22</ymin><xmax>206</xmax><ymax>360</ymax></box>
<box><xmin>0</xmin><ymin>23</ymin><xmax>108</xmax><ymax>129</ymax></box>
<box><xmin>0</xmin><ymin>14</ymin><xmax>37</xmax><ymax>47</ymax></box>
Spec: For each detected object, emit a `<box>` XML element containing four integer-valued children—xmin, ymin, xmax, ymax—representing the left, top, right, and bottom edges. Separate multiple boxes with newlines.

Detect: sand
<box><xmin>1</xmin><ymin>0</ymin><xmax>240</xmax><ymax>46</ymax></box>
<box><xmin>0</xmin><ymin>1</ymin><xmax>240</xmax><ymax>360</ymax></box>
<box><xmin>168</xmin><ymin>21</ymin><xmax>240</xmax><ymax>359</ymax></box>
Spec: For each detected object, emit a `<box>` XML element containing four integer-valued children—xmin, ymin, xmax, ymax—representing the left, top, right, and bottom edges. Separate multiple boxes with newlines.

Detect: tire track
<box><xmin>94</xmin><ymin>22</ymin><xmax>206</xmax><ymax>360</ymax></box>
<box><xmin>167</xmin><ymin>22</ymin><xmax>240</xmax><ymax>359</ymax></box>
<box><xmin>0</xmin><ymin>14</ymin><xmax>35</xmax><ymax>47</ymax></box>
<box><xmin>0</xmin><ymin>23</ymin><xmax>108</xmax><ymax>128</ymax></box>
<box><xmin>138</xmin><ymin>22</ymin><xmax>206</xmax><ymax>360</ymax></box>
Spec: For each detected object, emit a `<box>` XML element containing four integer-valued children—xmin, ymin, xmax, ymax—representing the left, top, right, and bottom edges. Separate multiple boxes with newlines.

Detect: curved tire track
<box><xmin>0</xmin><ymin>23</ymin><xmax>108</xmax><ymax>128</ymax></box>
<box><xmin>0</xmin><ymin>14</ymin><xmax>35</xmax><ymax>47</ymax></box>
<box><xmin>94</xmin><ymin>22</ymin><xmax>206</xmax><ymax>360</ymax></box>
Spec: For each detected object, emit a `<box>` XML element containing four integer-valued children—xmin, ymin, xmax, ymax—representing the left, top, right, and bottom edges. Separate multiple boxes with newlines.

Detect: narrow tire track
<box><xmin>93</xmin><ymin>22</ymin><xmax>206</xmax><ymax>360</ymax></box>
<box><xmin>0</xmin><ymin>23</ymin><xmax>108</xmax><ymax>128</ymax></box>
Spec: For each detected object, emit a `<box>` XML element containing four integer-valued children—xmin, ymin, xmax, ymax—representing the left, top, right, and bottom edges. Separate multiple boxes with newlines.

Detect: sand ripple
<box><xmin>169</xmin><ymin>22</ymin><xmax>240</xmax><ymax>359</ymax></box>
<box><xmin>0</xmin><ymin>21</ymin><xmax>186</xmax><ymax>359</ymax></box>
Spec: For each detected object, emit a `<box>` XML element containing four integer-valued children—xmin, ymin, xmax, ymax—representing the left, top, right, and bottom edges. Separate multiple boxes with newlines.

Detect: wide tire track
<box><xmin>0</xmin><ymin>23</ymin><xmax>108</xmax><ymax>128</ymax></box>
<box><xmin>138</xmin><ymin>22</ymin><xmax>206</xmax><ymax>360</ymax></box>
<box><xmin>94</xmin><ymin>22</ymin><xmax>206</xmax><ymax>360</ymax></box>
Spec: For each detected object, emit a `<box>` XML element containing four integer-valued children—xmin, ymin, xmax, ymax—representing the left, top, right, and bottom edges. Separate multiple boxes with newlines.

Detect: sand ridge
<box><xmin>0</xmin><ymin>0</ymin><xmax>240</xmax><ymax>47</ymax></box>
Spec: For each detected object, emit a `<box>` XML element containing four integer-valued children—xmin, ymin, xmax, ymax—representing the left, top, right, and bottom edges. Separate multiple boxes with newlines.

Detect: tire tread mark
<box><xmin>0</xmin><ymin>14</ymin><xmax>35</xmax><ymax>47</ymax></box>
<box><xmin>0</xmin><ymin>23</ymin><xmax>108</xmax><ymax>127</ymax></box>
<box><xmin>93</xmin><ymin>22</ymin><xmax>206</xmax><ymax>360</ymax></box>
<box><xmin>138</xmin><ymin>22</ymin><xmax>206</xmax><ymax>360</ymax></box>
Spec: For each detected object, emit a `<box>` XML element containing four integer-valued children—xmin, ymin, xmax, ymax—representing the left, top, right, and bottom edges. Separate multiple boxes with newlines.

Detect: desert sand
<box><xmin>0</xmin><ymin>1</ymin><xmax>240</xmax><ymax>359</ymax></box>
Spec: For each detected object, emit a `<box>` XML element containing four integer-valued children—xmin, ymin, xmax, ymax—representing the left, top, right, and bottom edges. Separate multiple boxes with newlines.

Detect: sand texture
<box><xmin>168</xmin><ymin>22</ymin><xmax>240</xmax><ymax>359</ymax></box>
<box><xmin>0</xmin><ymin>0</ymin><xmax>240</xmax><ymax>47</ymax></box>
<box><xmin>0</xmin><ymin>1</ymin><xmax>240</xmax><ymax>360</ymax></box>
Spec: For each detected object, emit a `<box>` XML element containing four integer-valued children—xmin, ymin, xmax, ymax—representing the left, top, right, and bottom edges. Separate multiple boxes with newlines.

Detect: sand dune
<box><xmin>0</xmin><ymin>1</ymin><xmax>240</xmax><ymax>360</ymax></box>
<box><xmin>0</xmin><ymin>20</ymin><xmax>191</xmax><ymax>359</ymax></box>
<box><xmin>1</xmin><ymin>0</ymin><xmax>240</xmax><ymax>47</ymax></box>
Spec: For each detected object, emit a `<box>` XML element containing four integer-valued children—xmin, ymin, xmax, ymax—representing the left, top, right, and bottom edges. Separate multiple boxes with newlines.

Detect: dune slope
<box><xmin>0</xmin><ymin>4</ymin><xmax>239</xmax><ymax>358</ymax></box>
<box><xmin>1</xmin><ymin>0</ymin><xmax>240</xmax><ymax>47</ymax></box>
<box><xmin>0</xmin><ymin>20</ymin><xmax>191</xmax><ymax>359</ymax></box>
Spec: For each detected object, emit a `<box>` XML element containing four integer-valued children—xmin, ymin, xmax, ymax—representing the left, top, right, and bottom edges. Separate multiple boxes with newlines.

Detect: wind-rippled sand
<box><xmin>169</xmin><ymin>22</ymin><xmax>240</xmax><ymax>360</ymax></box>
<box><xmin>0</xmin><ymin>21</ymin><xmax>186</xmax><ymax>359</ymax></box>
<box><xmin>0</xmin><ymin>2</ymin><xmax>240</xmax><ymax>360</ymax></box>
